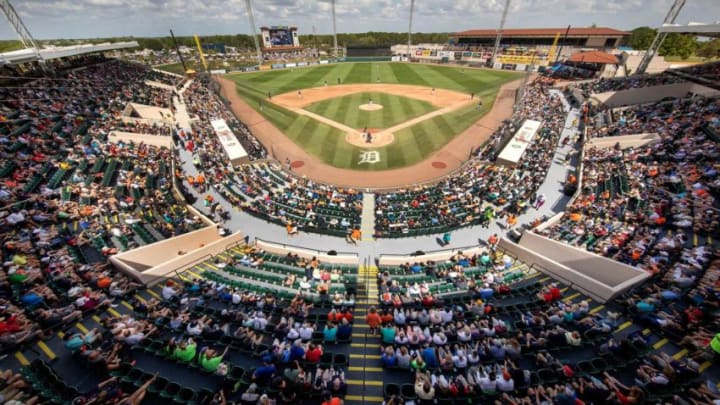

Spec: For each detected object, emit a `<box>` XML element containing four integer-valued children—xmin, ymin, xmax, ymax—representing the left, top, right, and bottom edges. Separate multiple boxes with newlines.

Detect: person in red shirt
<box><xmin>380</xmin><ymin>309</ymin><xmax>393</xmax><ymax>324</ymax></box>
<box><xmin>327</xmin><ymin>309</ymin><xmax>340</xmax><ymax>323</ymax></box>
<box><xmin>341</xmin><ymin>309</ymin><xmax>354</xmax><ymax>323</ymax></box>
<box><xmin>305</xmin><ymin>343</ymin><xmax>323</xmax><ymax>363</ymax></box>
<box><xmin>366</xmin><ymin>307</ymin><xmax>381</xmax><ymax>334</ymax></box>
<box><xmin>549</xmin><ymin>284</ymin><xmax>562</xmax><ymax>301</ymax></box>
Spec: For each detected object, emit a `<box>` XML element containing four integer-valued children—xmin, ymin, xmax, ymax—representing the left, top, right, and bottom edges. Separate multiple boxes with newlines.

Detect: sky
<box><xmin>1</xmin><ymin>0</ymin><xmax>719</xmax><ymax>40</ymax></box>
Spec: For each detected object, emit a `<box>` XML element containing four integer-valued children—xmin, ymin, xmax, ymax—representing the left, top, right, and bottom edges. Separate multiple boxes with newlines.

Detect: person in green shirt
<box><xmin>199</xmin><ymin>346</ymin><xmax>229</xmax><ymax>373</ymax></box>
<box><xmin>380</xmin><ymin>324</ymin><xmax>396</xmax><ymax>345</ymax></box>
<box><xmin>173</xmin><ymin>338</ymin><xmax>197</xmax><ymax>363</ymax></box>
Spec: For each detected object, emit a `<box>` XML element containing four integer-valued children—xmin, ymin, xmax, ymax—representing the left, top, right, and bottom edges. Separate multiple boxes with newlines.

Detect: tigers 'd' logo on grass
<box><xmin>358</xmin><ymin>151</ymin><xmax>381</xmax><ymax>164</ymax></box>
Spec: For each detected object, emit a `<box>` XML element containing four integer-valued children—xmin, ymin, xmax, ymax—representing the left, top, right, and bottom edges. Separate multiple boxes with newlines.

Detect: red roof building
<box><xmin>568</xmin><ymin>50</ymin><xmax>619</xmax><ymax>65</ymax></box>
<box><xmin>451</xmin><ymin>27</ymin><xmax>630</xmax><ymax>49</ymax></box>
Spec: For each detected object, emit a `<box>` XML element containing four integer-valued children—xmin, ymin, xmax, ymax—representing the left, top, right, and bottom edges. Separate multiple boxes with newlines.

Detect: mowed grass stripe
<box><xmin>338</xmin><ymin>92</ymin><xmax>360</xmax><ymax>128</ymax></box>
<box><xmin>410</xmin><ymin>64</ymin><xmax>465</xmax><ymax>91</ymax></box>
<box><xmin>345</xmin><ymin>62</ymin><xmax>373</xmax><ymax>84</ymax></box>
<box><xmin>388</xmin><ymin>63</ymin><xmax>432</xmax><ymax>87</ymax></box>
<box><xmin>376</xmin><ymin>62</ymin><xmax>400</xmax><ymax>84</ymax></box>
<box><xmin>305</xmin><ymin>91</ymin><xmax>436</xmax><ymax>130</ymax></box>
<box><xmin>425</xmin><ymin>64</ymin><xmax>496</xmax><ymax>89</ymax></box>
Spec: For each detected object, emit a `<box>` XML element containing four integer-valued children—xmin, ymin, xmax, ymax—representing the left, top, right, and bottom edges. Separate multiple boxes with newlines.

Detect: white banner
<box><xmin>211</xmin><ymin>119</ymin><xmax>248</xmax><ymax>166</ymax></box>
<box><xmin>497</xmin><ymin>119</ymin><xmax>542</xmax><ymax>166</ymax></box>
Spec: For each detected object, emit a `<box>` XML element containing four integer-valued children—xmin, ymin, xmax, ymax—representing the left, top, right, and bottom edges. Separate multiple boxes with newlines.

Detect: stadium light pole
<box><xmin>244</xmin><ymin>0</ymin><xmax>263</xmax><ymax>67</ymax></box>
<box><xmin>636</xmin><ymin>0</ymin><xmax>686</xmax><ymax>75</ymax></box>
<box><xmin>490</xmin><ymin>0</ymin><xmax>511</xmax><ymax>67</ymax></box>
<box><xmin>0</xmin><ymin>0</ymin><xmax>43</xmax><ymax>65</ymax></box>
<box><xmin>407</xmin><ymin>0</ymin><xmax>415</xmax><ymax>61</ymax></box>
<box><xmin>332</xmin><ymin>0</ymin><xmax>339</xmax><ymax>59</ymax></box>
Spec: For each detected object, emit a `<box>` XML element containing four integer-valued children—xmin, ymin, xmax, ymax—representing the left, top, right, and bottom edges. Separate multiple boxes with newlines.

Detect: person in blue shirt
<box><xmin>442</xmin><ymin>232</ymin><xmax>451</xmax><ymax>245</ymax></box>
<box><xmin>421</xmin><ymin>345</ymin><xmax>438</xmax><ymax>368</ymax></box>
<box><xmin>336</xmin><ymin>318</ymin><xmax>352</xmax><ymax>341</ymax></box>
<box><xmin>381</xmin><ymin>346</ymin><xmax>397</xmax><ymax>367</ymax></box>
<box><xmin>252</xmin><ymin>361</ymin><xmax>277</xmax><ymax>384</ymax></box>
<box><xmin>323</xmin><ymin>323</ymin><xmax>338</xmax><ymax>343</ymax></box>
<box><xmin>289</xmin><ymin>340</ymin><xmax>306</xmax><ymax>362</ymax></box>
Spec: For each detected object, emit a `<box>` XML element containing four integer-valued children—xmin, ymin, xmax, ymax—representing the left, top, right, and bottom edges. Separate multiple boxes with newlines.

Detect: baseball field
<box><xmin>226</xmin><ymin>62</ymin><xmax>521</xmax><ymax>170</ymax></box>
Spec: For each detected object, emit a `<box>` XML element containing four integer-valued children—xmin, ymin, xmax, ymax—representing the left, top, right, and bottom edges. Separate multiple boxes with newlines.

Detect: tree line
<box><xmin>625</xmin><ymin>26</ymin><xmax>720</xmax><ymax>60</ymax></box>
<box><xmin>0</xmin><ymin>29</ymin><xmax>717</xmax><ymax>59</ymax></box>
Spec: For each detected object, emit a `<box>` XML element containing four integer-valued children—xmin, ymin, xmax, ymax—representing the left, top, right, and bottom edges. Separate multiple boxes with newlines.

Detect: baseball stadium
<box><xmin>0</xmin><ymin>0</ymin><xmax>719</xmax><ymax>404</ymax></box>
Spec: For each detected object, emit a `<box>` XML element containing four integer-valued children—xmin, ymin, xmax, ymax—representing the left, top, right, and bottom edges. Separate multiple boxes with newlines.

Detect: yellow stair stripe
<box><xmin>346</xmin><ymin>379</ymin><xmax>383</xmax><ymax>386</ymax></box>
<box><xmin>146</xmin><ymin>289</ymin><xmax>161</xmax><ymax>299</ymax></box>
<box><xmin>348</xmin><ymin>366</ymin><xmax>383</xmax><ymax>372</ymax></box>
<box><xmin>350</xmin><ymin>343</ymin><xmax>366</xmax><ymax>348</ymax></box>
<box><xmin>121</xmin><ymin>301</ymin><xmax>134</xmax><ymax>311</ymax></box>
<box><xmin>75</xmin><ymin>323</ymin><xmax>89</xmax><ymax>334</ymax></box>
<box><xmin>350</xmin><ymin>354</ymin><xmax>381</xmax><ymax>360</ymax></box>
<box><xmin>693</xmin><ymin>233</ymin><xmax>699</xmax><ymax>247</ymax></box>
<box><xmin>672</xmin><ymin>349</ymin><xmax>688</xmax><ymax>360</ymax></box>
<box><xmin>353</xmin><ymin>324</ymin><xmax>370</xmax><ymax>328</ymax></box>
<box><xmin>699</xmin><ymin>361</ymin><xmax>712</xmax><ymax>373</ymax></box>
<box><xmin>563</xmin><ymin>292</ymin><xmax>581</xmax><ymax>303</ymax></box>
<box><xmin>345</xmin><ymin>395</ymin><xmax>384</xmax><ymax>402</ymax></box>
<box><xmin>652</xmin><ymin>338</ymin><xmax>668</xmax><ymax>350</ymax></box>
<box><xmin>616</xmin><ymin>321</ymin><xmax>632</xmax><ymax>332</ymax></box>
<box><xmin>589</xmin><ymin>305</ymin><xmax>605</xmax><ymax>314</ymax></box>
<box><xmin>14</xmin><ymin>352</ymin><xmax>29</xmax><ymax>366</ymax></box>
<box><xmin>107</xmin><ymin>308</ymin><xmax>121</xmax><ymax>318</ymax></box>
<box><xmin>36</xmin><ymin>341</ymin><xmax>56</xmax><ymax>360</ymax></box>
<box><xmin>539</xmin><ymin>276</ymin><xmax>551</xmax><ymax>283</ymax></box>
<box><xmin>134</xmin><ymin>294</ymin><xmax>147</xmax><ymax>304</ymax></box>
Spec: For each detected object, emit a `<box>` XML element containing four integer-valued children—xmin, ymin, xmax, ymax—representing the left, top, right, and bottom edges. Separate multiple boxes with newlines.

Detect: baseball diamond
<box><xmin>226</xmin><ymin>62</ymin><xmax>522</xmax><ymax>172</ymax></box>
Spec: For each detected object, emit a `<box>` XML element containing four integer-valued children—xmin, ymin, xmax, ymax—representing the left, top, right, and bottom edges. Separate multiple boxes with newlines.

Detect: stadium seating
<box><xmin>3</xmin><ymin>57</ymin><xmax>720</xmax><ymax>405</ymax></box>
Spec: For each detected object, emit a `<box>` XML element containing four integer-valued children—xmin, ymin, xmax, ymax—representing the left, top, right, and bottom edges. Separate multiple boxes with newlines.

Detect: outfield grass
<box><xmin>227</xmin><ymin>63</ymin><xmax>521</xmax><ymax>170</ymax></box>
<box><xmin>305</xmin><ymin>92</ymin><xmax>437</xmax><ymax>130</ymax></box>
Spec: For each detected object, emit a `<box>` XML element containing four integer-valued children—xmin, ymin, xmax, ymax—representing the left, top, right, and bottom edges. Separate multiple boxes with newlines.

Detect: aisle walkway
<box><xmin>344</xmin><ymin>265</ymin><xmax>384</xmax><ymax>403</ymax></box>
<box><xmin>360</xmin><ymin>193</ymin><xmax>376</xmax><ymax>241</ymax></box>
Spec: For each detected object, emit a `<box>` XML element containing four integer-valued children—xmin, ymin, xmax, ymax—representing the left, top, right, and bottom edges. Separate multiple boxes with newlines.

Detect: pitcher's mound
<box><xmin>359</xmin><ymin>103</ymin><xmax>383</xmax><ymax>111</ymax></box>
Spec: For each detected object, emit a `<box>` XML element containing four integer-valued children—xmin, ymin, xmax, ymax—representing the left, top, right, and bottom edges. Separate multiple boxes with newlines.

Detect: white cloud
<box><xmin>1</xmin><ymin>0</ymin><xmax>719</xmax><ymax>39</ymax></box>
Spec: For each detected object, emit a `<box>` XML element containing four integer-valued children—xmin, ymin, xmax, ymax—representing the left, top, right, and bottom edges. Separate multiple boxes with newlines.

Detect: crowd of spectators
<box><xmin>374</xmin><ymin>77</ymin><xmax>567</xmax><ymax>238</ymax></box>
<box><xmin>0</xmin><ymin>59</ymin><xmax>205</xmax><ymax>356</ymax></box>
<box><xmin>576</xmin><ymin>73</ymin><xmax>686</xmax><ymax>97</ymax></box>
<box><xmin>540</xmin><ymin>92</ymin><xmax>719</xmax><ymax>264</ymax></box>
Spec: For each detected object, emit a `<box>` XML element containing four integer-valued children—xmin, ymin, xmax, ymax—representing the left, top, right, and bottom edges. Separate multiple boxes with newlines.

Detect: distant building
<box><xmin>452</xmin><ymin>27</ymin><xmax>630</xmax><ymax>49</ymax></box>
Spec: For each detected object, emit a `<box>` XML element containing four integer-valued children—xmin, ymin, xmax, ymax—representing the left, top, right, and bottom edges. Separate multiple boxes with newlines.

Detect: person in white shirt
<box><xmin>394</xmin><ymin>309</ymin><xmax>406</xmax><ymax>326</ymax></box>
<box><xmin>299</xmin><ymin>323</ymin><xmax>314</xmax><ymax>340</ymax></box>
<box><xmin>496</xmin><ymin>371</ymin><xmax>514</xmax><ymax>392</ymax></box>
<box><xmin>478</xmin><ymin>371</ymin><xmax>498</xmax><ymax>394</ymax></box>
<box><xmin>440</xmin><ymin>308</ymin><xmax>453</xmax><ymax>323</ymax></box>
<box><xmin>452</xmin><ymin>352</ymin><xmax>467</xmax><ymax>369</ymax></box>
<box><xmin>231</xmin><ymin>290</ymin><xmax>242</xmax><ymax>305</ymax></box>
<box><xmin>162</xmin><ymin>282</ymin><xmax>177</xmax><ymax>300</ymax></box>
<box><xmin>186</xmin><ymin>320</ymin><xmax>203</xmax><ymax>336</ymax></box>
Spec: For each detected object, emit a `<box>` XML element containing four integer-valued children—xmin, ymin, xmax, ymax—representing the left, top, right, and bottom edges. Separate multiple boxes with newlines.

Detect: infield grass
<box><xmin>305</xmin><ymin>92</ymin><xmax>437</xmax><ymax>130</ymax></box>
<box><xmin>227</xmin><ymin>62</ymin><xmax>521</xmax><ymax>170</ymax></box>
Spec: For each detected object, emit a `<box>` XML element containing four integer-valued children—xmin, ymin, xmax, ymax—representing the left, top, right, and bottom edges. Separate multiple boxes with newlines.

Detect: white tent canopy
<box><xmin>658</xmin><ymin>22</ymin><xmax>720</xmax><ymax>38</ymax></box>
<box><xmin>0</xmin><ymin>41</ymin><xmax>138</xmax><ymax>65</ymax></box>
